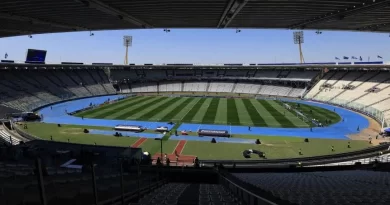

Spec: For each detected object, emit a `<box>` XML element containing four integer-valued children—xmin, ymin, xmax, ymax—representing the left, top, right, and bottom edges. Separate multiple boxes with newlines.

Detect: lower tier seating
<box><xmin>234</xmin><ymin>170</ymin><xmax>390</xmax><ymax>205</ymax></box>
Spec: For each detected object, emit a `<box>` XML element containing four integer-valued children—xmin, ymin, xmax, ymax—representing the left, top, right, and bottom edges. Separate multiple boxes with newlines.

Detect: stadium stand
<box><xmin>183</xmin><ymin>82</ymin><xmax>208</xmax><ymax>92</ymax></box>
<box><xmin>233</xmin><ymin>82</ymin><xmax>262</xmax><ymax>94</ymax></box>
<box><xmin>0</xmin><ymin>69</ymin><xmax>116</xmax><ymax>111</ymax></box>
<box><xmin>208</xmin><ymin>82</ymin><xmax>235</xmax><ymax>93</ymax></box>
<box><xmin>109</xmin><ymin>69</ymin><xmax>315</xmax><ymax>98</ymax></box>
<box><xmin>135</xmin><ymin>183</ymin><xmax>239</xmax><ymax>205</ymax></box>
<box><xmin>0</xmin><ymin>128</ymin><xmax>20</xmax><ymax>145</ymax></box>
<box><xmin>159</xmin><ymin>82</ymin><xmax>182</xmax><ymax>92</ymax></box>
<box><xmin>233</xmin><ymin>170</ymin><xmax>390</xmax><ymax>205</ymax></box>
<box><xmin>305</xmin><ymin>70</ymin><xmax>390</xmax><ymax>127</ymax></box>
<box><xmin>131</xmin><ymin>82</ymin><xmax>158</xmax><ymax>93</ymax></box>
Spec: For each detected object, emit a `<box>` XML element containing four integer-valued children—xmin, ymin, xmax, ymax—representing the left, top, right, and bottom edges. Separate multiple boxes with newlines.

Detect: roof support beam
<box><xmin>75</xmin><ymin>0</ymin><xmax>152</xmax><ymax>28</ymax></box>
<box><xmin>356</xmin><ymin>21</ymin><xmax>390</xmax><ymax>31</ymax></box>
<box><xmin>217</xmin><ymin>0</ymin><xmax>248</xmax><ymax>28</ymax></box>
<box><xmin>290</xmin><ymin>0</ymin><xmax>390</xmax><ymax>29</ymax></box>
<box><xmin>0</xmin><ymin>12</ymin><xmax>87</xmax><ymax>31</ymax></box>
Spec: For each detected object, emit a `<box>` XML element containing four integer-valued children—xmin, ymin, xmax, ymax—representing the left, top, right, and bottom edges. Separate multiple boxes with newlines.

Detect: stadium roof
<box><xmin>1</xmin><ymin>0</ymin><xmax>390</xmax><ymax>38</ymax></box>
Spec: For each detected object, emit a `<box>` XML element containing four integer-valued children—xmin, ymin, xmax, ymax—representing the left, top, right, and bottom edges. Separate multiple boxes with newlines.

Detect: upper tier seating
<box><xmin>110</xmin><ymin>69</ymin><xmax>319</xmax><ymax>82</ymax></box>
<box><xmin>234</xmin><ymin>170</ymin><xmax>390</xmax><ymax>205</ymax></box>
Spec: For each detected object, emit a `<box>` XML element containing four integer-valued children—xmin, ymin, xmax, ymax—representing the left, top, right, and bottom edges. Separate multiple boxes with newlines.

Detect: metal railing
<box><xmin>308</xmin><ymin>96</ymin><xmax>389</xmax><ymax>127</ymax></box>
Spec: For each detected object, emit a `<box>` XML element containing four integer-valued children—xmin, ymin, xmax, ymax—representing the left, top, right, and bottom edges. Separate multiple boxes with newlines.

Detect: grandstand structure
<box><xmin>2</xmin><ymin>1</ymin><xmax>390</xmax><ymax>205</ymax></box>
<box><xmin>234</xmin><ymin>170</ymin><xmax>390</xmax><ymax>205</ymax></box>
<box><xmin>0</xmin><ymin>68</ymin><xmax>115</xmax><ymax>112</ymax></box>
<box><xmin>1</xmin><ymin>63</ymin><xmax>390</xmax><ymax>128</ymax></box>
<box><xmin>2</xmin><ymin>0</ymin><xmax>390</xmax><ymax>38</ymax></box>
<box><xmin>305</xmin><ymin>69</ymin><xmax>390</xmax><ymax>127</ymax></box>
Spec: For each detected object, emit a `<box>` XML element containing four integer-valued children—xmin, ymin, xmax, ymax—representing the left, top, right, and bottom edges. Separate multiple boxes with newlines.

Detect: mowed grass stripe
<box><xmin>192</xmin><ymin>98</ymin><xmax>212</xmax><ymax>123</ymax></box>
<box><xmin>202</xmin><ymin>98</ymin><xmax>220</xmax><ymax>124</ymax></box>
<box><xmin>136</xmin><ymin>98</ymin><xmax>179</xmax><ymax>120</ymax></box>
<box><xmin>79</xmin><ymin>96</ymin><xmax>141</xmax><ymax>117</ymax></box>
<box><xmin>160</xmin><ymin>98</ymin><xmax>193</xmax><ymax>122</ymax></box>
<box><xmin>106</xmin><ymin>97</ymin><xmax>160</xmax><ymax>119</ymax></box>
<box><xmin>115</xmin><ymin>97</ymin><xmax>168</xmax><ymax>119</ymax></box>
<box><xmin>259</xmin><ymin>100</ymin><xmax>297</xmax><ymax>128</ymax></box>
<box><xmin>92</xmin><ymin>97</ymin><xmax>150</xmax><ymax>118</ymax></box>
<box><xmin>235</xmin><ymin>99</ymin><xmax>253</xmax><ymax>126</ymax></box>
<box><xmin>242</xmin><ymin>99</ymin><xmax>267</xmax><ymax>126</ymax></box>
<box><xmin>249</xmin><ymin>99</ymin><xmax>281</xmax><ymax>127</ymax></box>
<box><xmin>173</xmin><ymin>98</ymin><xmax>200</xmax><ymax>121</ymax></box>
<box><xmin>310</xmin><ymin>106</ymin><xmax>340</xmax><ymax>121</ymax></box>
<box><xmin>299</xmin><ymin>104</ymin><xmax>341</xmax><ymax>123</ymax></box>
<box><xmin>215</xmin><ymin>98</ymin><xmax>227</xmax><ymax>124</ymax></box>
<box><xmin>97</xmin><ymin>97</ymin><xmax>153</xmax><ymax>119</ymax></box>
<box><xmin>146</xmin><ymin>98</ymin><xmax>187</xmax><ymax>121</ymax></box>
<box><xmin>227</xmin><ymin>99</ymin><xmax>240</xmax><ymax>125</ymax></box>
<box><xmin>181</xmin><ymin>98</ymin><xmax>207</xmax><ymax>122</ymax></box>
<box><xmin>268</xmin><ymin>101</ymin><xmax>308</xmax><ymax>127</ymax></box>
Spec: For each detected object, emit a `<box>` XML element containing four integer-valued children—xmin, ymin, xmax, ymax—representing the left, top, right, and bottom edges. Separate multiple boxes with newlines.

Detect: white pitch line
<box><xmin>180</xmin><ymin>97</ymin><xmax>201</xmax><ymax>121</ymax></box>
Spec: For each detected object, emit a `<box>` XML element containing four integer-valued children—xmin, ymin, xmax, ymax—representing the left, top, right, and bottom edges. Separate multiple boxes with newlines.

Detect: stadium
<box><xmin>1</xmin><ymin>1</ymin><xmax>390</xmax><ymax>205</ymax></box>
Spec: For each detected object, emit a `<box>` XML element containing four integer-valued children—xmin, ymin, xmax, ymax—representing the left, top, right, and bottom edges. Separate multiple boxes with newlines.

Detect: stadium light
<box><xmin>123</xmin><ymin>36</ymin><xmax>132</xmax><ymax>65</ymax></box>
<box><xmin>293</xmin><ymin>31</ymin><xmax>305</xmax><ymax>63</ymax></box>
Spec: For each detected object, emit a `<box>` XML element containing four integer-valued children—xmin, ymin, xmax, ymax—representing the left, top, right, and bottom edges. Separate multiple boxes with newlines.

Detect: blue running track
<box><xmin>177</xmin><ymin>100</ymin><xmax>368</xmax><ymax>140</ymax></box>
<box><xmin>37</xmin><ymin>96</ymin><xmax>369</xmax><ymax>141</ymax></box>
<box><xmin>38</xmin><ymin>95</ymin><xmax>175</xmax><ymax>131</ymax></box>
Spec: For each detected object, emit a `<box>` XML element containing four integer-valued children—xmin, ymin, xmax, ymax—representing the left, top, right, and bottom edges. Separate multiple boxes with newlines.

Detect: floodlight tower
<box><xmin>293</xmin><ymin>31</ymin><xmax>305</xmax><ymax>63</ymax></box>
<box><xmin>123</xmin><ymin>36</ymin><xmax>132</xmax><ymax>65</ymax></box>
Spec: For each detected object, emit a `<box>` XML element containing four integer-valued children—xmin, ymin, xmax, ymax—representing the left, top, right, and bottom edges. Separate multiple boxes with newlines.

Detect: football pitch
<box><xmin>22</xmin><ymin>95</ymin><xmax>359</xmax><ymax>161</ymax></box>
<box><xmin>75</xmin><ymin>96</ymin><xmax>340</xmax><ymax>128</ymax></box>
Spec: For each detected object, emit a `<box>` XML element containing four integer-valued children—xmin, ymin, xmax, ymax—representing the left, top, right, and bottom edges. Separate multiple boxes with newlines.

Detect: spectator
<box><xmin>156</xmin><ymin>157</ymin><xmax>162</xmax><ymax>166</ymax></box>
<box><xmin>166</xmin><ymin>158</ymin><xmax>170</xmax><ymax>166</ymax></box>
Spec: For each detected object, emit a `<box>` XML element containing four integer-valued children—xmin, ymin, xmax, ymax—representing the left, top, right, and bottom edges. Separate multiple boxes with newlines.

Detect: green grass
<box><xmin>284</xmin><ymin>102</ymin><xmax>342</xmax><ymax>125</ymax></box>
<box><xmin>202</xmin><ymin>98</ymin><xmax>219</xmax><ymax>124</ymax></box>
<box><xmin>259</xmin><ymin>100</ymin><xmax>297</xmax><ymax>127</ymax></box>
<box><xmin>242</xmin><ymin>99</ymin><xmax>266</xmax><ymax>126</ymax></box>
<box><xmin>160</xmin><ymin>98</ymin><xmax>193</xmax><ymax>121</ymax></box>
<box><xmin>21</xmin><ymin>122</ymin><xmax>139</xmax><ymax>147</ymax></box>
<box><xmin>74</xmin><ymin>96</ymin><xmax>338</xmax><ymax>128</ymax></box>
<box><xmin>22</xmin><ymin>122</ymin><xmax>372</xmax><ymax>160</ymax></box>
<box><xmin>181</xmin><ymin>138</ymin><xmax>371</xmax><ymax>160</ymax></box>
<box><xmin>181</xmin><ymin>98</ymin><xmax>206</xmax><ymax>122</ymax></box>
<box><xmin>226</xmin><ymin>99</ymin><xmax>240</xmax><ymax>125</ymax></box>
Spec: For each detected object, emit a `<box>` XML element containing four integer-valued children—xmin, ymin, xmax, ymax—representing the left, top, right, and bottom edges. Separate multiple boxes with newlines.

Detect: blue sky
<box><xmin>0</xmin><ymin>29</ymin><xmax>388</xmax><ymax>64</ymax></box>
